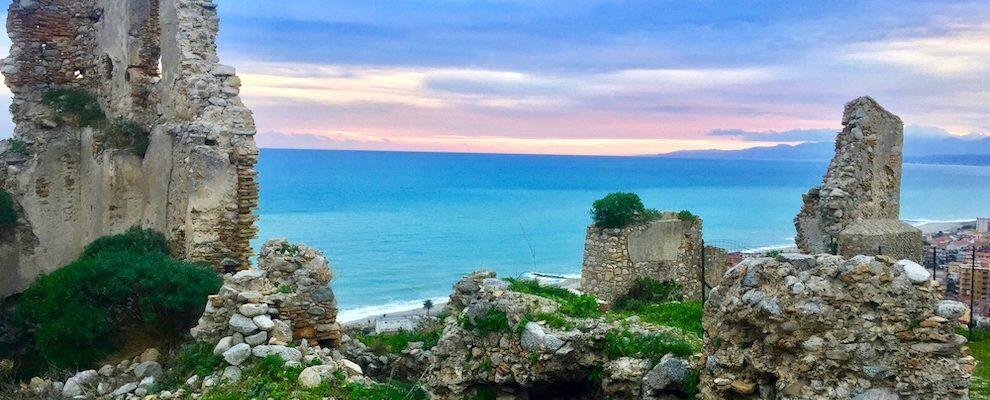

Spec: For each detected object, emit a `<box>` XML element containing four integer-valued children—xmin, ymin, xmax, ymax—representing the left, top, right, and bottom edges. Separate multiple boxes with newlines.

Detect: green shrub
<box><xmin>355</xmin><ymin>328</ymin><xmax>443</xmax><ymax>355</ymax></box>
<box><xmin>612</xmin><ymin>278</ymin><xmax>684</xmax><ymax>311</ymax></box>
<box><xmin>507</xmin><ymin>278</ymin><xmax>601</xmax><ymax>318</ymax></box>
<box><xmin>677</xmin><ymin>210</ymin><xmax>698</xmax><ymax>222</ymax></box>
<box><xmin>81</xmin><ymin>226</ymin><xmax>170</xmax><ymax>259</ymax></box>
<box><xmin>591</xmin><ymin>192</ymin><xmax>651</xmax><ymax>229</ymax></box>
<box><xmin>4</xmin><ymin>138</ymin><xmax>28</xmax><ymax>156</ymax></box>
<box><xmin>681</xmin><ymin>370</ymin><xmax>700</xmax><ymax>397</ymax></box>
<box><xmin>764</xmin><ymin>249</ymin><xmax>782</xmax><ymax>258</ymax></box>
<box><xmin>460</xmin><ymin>309</ymin><xmax>511</xmax><ymax>334</ymax></box>
<box><xmin>471</xmin><ymin>386</ymin><xmax>498</xmax><ymax>400</ymax></box>
<box><xmin>105</xmin><ymin>118</ymin><xmax>150</xmax><ymax>158</ymax></box>
<box><xmin>602</xmin><ymin>330</ymin><xmax>694</xmax><ymax>361</ymax></box>
<box><xmin>16</xmin><ymin>229</ymin><xmax>220</xmax><ymax>368</ymax></box>
<box><xmin>42</xmin><ymin>88</ymin><xmax>106</xmax><ymax>127</ymax></box>
<box><xmin>0</xmin><ymin>189</ymin><xmax>16</xmax><ymax>229</ymax></box>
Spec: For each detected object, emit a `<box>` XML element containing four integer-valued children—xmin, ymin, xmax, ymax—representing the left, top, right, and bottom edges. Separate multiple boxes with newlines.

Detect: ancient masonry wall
<box><xmin>701</xmin><ymin>254</ymin><xmax>973</xmax><ymax>399</ymax></box>
<box><xmin>794</xmin><ymin>96</ymin><xmax>904</xmax><ymax>254</ymax></box>
<box><xmin>0</xmin><ymin>0</ymin><xmax>258</xmax><ymax>297</ymax></box>
<box><xmin>580</xmin><ymin>213</ymin><xmax>703</xmax><ymax>303</ymax></box>
<box><xmin>838</xmin><ymin>219</ymin><xmax>924</xmax><ymax>263</ymax></box>
<box><xmin>191</xmin><ymin>239</ymin><xmax>342</xmax><ymax>348</ymax></box>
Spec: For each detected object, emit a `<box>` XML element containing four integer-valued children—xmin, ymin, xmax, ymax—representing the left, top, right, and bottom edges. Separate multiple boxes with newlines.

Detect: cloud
<box><xmin>708</xmin><ymin>128</ymin><xmax>836</xmax><ymax>143</ymax></box>
<box><xmin>844</xmin><ymin>23</ymin><xmax>990</xmax><ymax>76</ymax></box>
<box><xmin>708</xmin><ymin>125</ymin><xmax>983</xmax><ymax>144</ymax></box>
<box><xmin>254</xmin><ymin>130</ymin><xmax>786</xmax><ymax>156</ymax></box>
<box><xmin>238</xmin><ymin>61</ymin><xmax>785</xmax><ymax>113</ymax></box>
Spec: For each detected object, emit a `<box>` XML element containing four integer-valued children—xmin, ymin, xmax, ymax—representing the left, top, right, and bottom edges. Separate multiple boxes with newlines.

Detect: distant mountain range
<box><xmin>660</xmin><ymin>135</ymin><xmax>990</xmax><ymax>165</ymax></box>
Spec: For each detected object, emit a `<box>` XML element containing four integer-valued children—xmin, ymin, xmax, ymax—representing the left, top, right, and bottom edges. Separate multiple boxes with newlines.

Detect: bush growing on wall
<box><xmin>590</xmin><ymin>192</ymin><xmax>656</xmax><ymax>229</ymax></box>
<box><xmin>16</xmin><ymin>228</ymin><xmax>220</xmax><ymax>368</ymax></box>
<box><xmin>105</xmin><ymin>118</ymin><xmax>151</xmax><ymax>158</ymax></box>
<box><xmin>42</xmin><ymin>88</ymin><xmax>106</xmax><ymax>127</ymax></box>
<box><xmin>0</xmin><ymin>189</ymin><xmax>16</xmax><ymax>229</ymax></box>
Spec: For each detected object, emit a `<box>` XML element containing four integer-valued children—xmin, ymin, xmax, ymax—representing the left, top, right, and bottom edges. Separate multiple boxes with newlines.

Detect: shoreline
<box><xmin>337</xmin><ymin>218</ymin><xmax>976</xmax><ymax>328</ymax></box>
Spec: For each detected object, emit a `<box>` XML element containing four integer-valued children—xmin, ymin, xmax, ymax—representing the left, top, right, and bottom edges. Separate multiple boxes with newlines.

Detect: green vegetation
<box><xmin>158</xmin><ymin>342</ymin><xmax>225</xmax><ymax>390</ymax></box>
<box><xmin>612</xmin><ymin>278</ymin><xmax>684</xmax><ymax>311</ymax></box>
<box><xmin>764</xmin><ymin>249</ymin><xmax>782</xmax><ymax>258</ymax></box>
<box><xmin>41</xmin><ymin>89</ymin><xmax>150</xmax><ymax>157</ymax></box>
<box><xmin>460</xmin><ymin>309</ymin><xmax>511</xmax><ymax>334</ymax></box>
<box><xmin>607</xmin><ymin>278</ymin><xmax>702</xmax><ymax>336</ymax></box>
<box><xmin>201</xmin><ymin>355</ymin><xmax>427</xmax><ymax>400</ymax></box>
<box><xmin>354</xmin><ymin>328</ymin><xmax>443</xmax><ymax>355</ymax></box>
<box><xmin>4</xmin><ymin>138</ymin><xmax>28</xmax><ymax>156</ymax></box>
<box><xmin>105</xmin><ymin>118</ymin><xmax>151</xmax><ymax>158</ymax></box>
<box><xmin>523</xmin><ymin>312</ymin><xmax>573</xmax><ymax>331</ymax></box>
<box><xmin>16</xmin><ymin>228</ymin><xmax>221</xmax><ymax>368</ymax></box>
<box><xmin>506</xmin><ymin>278</ymin><xmax>601</xmax><ymax>318</ymax></box>
<box><xmin>81</xmin><ymin>226</ymin><xmax>170</xmax><ymax>258</ymax></box>
<box><xmin>627</xmin><ymin>302</ymin><xmax>703</xmax><ymax>337</ymax></box>
<box><xmin>42</xmin><ymin>88</ymin><xmax>106</xmax><ymax>127</ymax></box>
<box><xmin>278</xmin><ymin>284</ymin><xmax>296</xmax><ymax>294</ymax></box>
<box><xmin>677</xmin><ymin>210</ymin><xmax>698</xmax><ymax>222</ymax></box>
<box><xmin>0</xmin><ymin>189</ymin><xmax>16</xmax><ymax>229</ymax></box>
<box><xmin>601</xmin><ymin>330</ymin><xmax>695</xmax><ymax>361</ymax></box>
<box><xmin>681</xmin><ymin>370</ymin><xmax>700</xmax><ymax>398</ymax></box>
<box><xmin>470</xmin><ymin>386</ymin><xmax>497</xmax><ymax>400</ymax></box>
<box><xmin>590</xmin><ymin>192</ymin><xmax>660</xmax><ymax>229</ymax></box>
<box><xmin>964</xmin><ymin>328</ymin><xmax>990</xmax><ymax>398</ymax></box>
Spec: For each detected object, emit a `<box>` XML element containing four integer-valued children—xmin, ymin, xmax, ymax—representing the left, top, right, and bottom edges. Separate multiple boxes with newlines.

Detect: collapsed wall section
<box><xmin>700</xmin><ymin>254</ymin><xmax>973</xmax><ymax>399</ymax></box>
<box><xmin>0</xmin><ymin>0</ymin><xmax>258</xmax><ymax>297</ymax></box>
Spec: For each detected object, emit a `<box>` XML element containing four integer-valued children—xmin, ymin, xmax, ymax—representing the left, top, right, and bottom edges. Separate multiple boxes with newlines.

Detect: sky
<box><xmin>2</xmin><ymin>0</ymin><xmax>989</xmax><ymax>155</ymax></box>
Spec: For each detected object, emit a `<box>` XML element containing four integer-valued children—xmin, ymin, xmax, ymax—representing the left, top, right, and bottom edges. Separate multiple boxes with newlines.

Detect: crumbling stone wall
<box><xmin>795</xmin><ymin>96</ymin><xmax>904</xmax><ymax>254</ymax></box>
<box><xmin>0</xmin><ymin>0</ymin><xmax>259</xmax><ymax>297</ymax></box>
<box><xmin>581</xmin><ymin>212</ymin><xmax>703</xmax><ymax>303</ymax></box>
<box><xmin>191</xmin><ymin>239</ymin><xmax>342</xmax><ymax>348</ymax></box>
<box><xmin>838</xmin><ymin>219</ymin><xmax>924</xmax><ymax>262</ymax></box>
<box><xmin>700</xmin><ymin>254</ymin><xmax>973</xmax><ymax>399</ymax></box>
<box><xmin>426</xmin><ymin>271</ymin><xmax>701</xmax><ymax>400</ymax></box>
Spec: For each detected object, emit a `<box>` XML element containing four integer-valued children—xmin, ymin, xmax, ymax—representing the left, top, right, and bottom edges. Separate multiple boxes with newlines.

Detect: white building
<box><xmin>978</xmin><ymin>217</ymin><xmax>989</xmax><ymax>234</ymax></box>
<box><xmin>375</xmin><ymin>317</ymin><xmax>416</xmax><ymax>334</ymax></box>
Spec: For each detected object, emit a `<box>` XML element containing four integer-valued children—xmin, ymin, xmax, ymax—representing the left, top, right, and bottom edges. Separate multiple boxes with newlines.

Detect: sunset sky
<box><xmin>2</xmin><ymin>0</ymin><xmax>989</xmax><ymax>155</ymax></box>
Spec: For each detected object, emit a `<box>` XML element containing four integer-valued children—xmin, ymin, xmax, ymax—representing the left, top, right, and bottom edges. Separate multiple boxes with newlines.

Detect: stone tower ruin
<box><xmin>794</xmin><ymin>96</ymin><xmax>905</xmax><ymax>254</ymax></box>
<box><xmin>0</xmin><ymin>0</ymin><xmax>259</xmax><ymax>297</ymax></box>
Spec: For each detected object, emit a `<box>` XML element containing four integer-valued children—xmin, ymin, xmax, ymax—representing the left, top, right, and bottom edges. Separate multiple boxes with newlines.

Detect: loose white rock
<box><xmin>223</xmin><ymin>343</ymin><xmax>252</xmax><ymax>366</ymax></box>
<box><xmin>897</xmin><ymin>259</ymin><xmax>930</xmax><ymax>284</ymax></box>
<box><xmin>229</xmin><ymin>314</ymin><xmax>259</xmax><ymax>335</ymax></box>
<box><xmin>253</xmin><ymin>314</ymin><xmax>275</xmax><ymax>331</ymax></box>
<box><xmin>298</xmin><ymin>365</ymin><xmax>336</xmax><ymax>388</ymax></box>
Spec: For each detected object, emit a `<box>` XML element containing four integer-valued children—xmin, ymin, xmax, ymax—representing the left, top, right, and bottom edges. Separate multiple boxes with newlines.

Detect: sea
<box><xmin>252</xmin><ymin>149</ymin><xmax>990</xmax><ymax>321</ymax></box>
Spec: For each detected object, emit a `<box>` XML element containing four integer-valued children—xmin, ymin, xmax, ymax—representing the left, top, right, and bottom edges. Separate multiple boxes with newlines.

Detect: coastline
<box><xmin>335</xmin><ymin>218</ymin><xmax>975</xmax><ymax>328</ymax></box>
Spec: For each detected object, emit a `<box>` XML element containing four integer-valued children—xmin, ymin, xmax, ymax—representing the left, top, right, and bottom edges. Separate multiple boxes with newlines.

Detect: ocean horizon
<box><xmin>252</xmin><ymin>148</ymin><xmax>990</xmax><ymax>321</ymax></box>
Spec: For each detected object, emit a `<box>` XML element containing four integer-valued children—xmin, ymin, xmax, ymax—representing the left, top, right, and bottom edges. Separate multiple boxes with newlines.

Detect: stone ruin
<box><xmin>0</xmin><ymin>0</ymin><xmax>259</xmax><ymax>297</ymax></box>
<box><xmin>700</xmin><ymin>254</ymin><xmax>973</xmax><ymax>399</ymax></box>
<box><xmin>581</xmin><ymin>212</ymin><xmax>704</xmax><ymax>304</ymax></box>
<box><xmin>838</xmin><ymin>219</ymin><xmax>924</xmax><ymax>263</ymax></box>
<box><xmin>794</xmin><ymin>96</ymin><xmax>922</xmax><ymax>261</ymax></box>
<box><xmin>191</xmin><ymin>239</ymin><xmax>342</xmax><ymax>348</ymax></box>
<box><xmin>22</xmin><ymin>240</ymin><xmax>353</xmax><ymax>399</ymax></box>
<box><xmin>427</xmin><ymin>270</ymin><xmax>701</xmax><ymax>400</ymax></box>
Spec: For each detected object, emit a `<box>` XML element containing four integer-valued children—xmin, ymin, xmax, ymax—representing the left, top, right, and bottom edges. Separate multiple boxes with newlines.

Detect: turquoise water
<box><xmin>253</xmin><ymin>149</ymin><xmax>990</xmax><ymax>318</ymax></box>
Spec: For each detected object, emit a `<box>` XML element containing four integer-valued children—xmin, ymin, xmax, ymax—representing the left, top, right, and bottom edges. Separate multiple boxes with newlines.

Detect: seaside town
<box><xmin>0</xmin><ymin>1</ymin><xmax>987</xmax><ymax>400</ymax></box>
